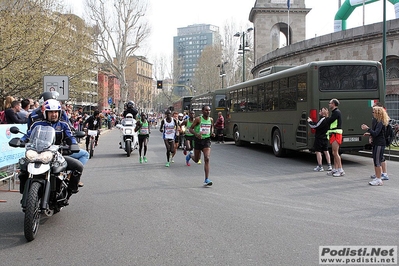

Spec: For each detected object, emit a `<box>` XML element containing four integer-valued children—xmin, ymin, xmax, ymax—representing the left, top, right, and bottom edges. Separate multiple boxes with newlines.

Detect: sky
<box><xmin>64</xmin><ymin>0</ymin><xmax>396</xmax><ymax>61</ymax></box>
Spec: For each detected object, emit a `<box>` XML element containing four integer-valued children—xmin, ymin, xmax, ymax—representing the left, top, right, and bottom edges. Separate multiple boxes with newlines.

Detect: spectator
<box><xmin>5</xmin><ymin>100</ymin><xmax>27</xmax><ymax>124</ymax></box>
<box><xmin>307</xmin><ymin>108</ymin><xmax>332</xmax><ymax>172</ymax></box>
<box><xmin>18</xmin><ymin>99</ymin><xmax>31</xmax><ymax>119</ymax></box>
<box><xmin>4</xmin><ymin>95</ymin><xmax>15</xmax><ymax>109</ymax></box>
<box><xmin>361</xmin><ymin>106</ymin><xmax>390</xmax><ymax>186</ymax></box>
<box><xmin>214</xmin><ymin>112</ymin><xmax>225</xmax><ymax>143</ymax></box>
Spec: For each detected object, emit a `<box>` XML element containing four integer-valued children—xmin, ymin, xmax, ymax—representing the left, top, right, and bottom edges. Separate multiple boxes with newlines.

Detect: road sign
<box><xmin>43</xmin><ymin>76</ymin><xmax>69</xmax><ymax>101</ymax></box>
<box><xmin>108</xmin><ymin>97</ymin><xmax>112</xmax><ymax>104</ymax></box>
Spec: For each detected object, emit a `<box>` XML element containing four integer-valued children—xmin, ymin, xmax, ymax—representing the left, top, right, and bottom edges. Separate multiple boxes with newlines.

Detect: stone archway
<box><xmin>270</xmin><ymin>22</ymin><xmax>291</xmax><ymax>49</ymax></box>
<box><xmin>249</xmin><ymin>0</ymin><xmax>310</xmax><ymax>62</ymax></box>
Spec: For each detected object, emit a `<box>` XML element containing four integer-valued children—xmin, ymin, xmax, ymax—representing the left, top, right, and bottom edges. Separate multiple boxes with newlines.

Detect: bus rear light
<box><xmin>309</xmin><ymin>109</ymin><xmax>318</xmax><ymax>134</ymax></box>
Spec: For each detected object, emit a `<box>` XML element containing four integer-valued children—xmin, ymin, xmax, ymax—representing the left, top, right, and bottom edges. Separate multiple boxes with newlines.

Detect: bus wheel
<box><xmin>233</xmin><ymin>126</ymin><xmax>243</xmax><ymax>146</ymax></box>
<box><xmin>272</xmin><ymin>129</ymin><xmax>285</xmax><ymax>157</ymax></box>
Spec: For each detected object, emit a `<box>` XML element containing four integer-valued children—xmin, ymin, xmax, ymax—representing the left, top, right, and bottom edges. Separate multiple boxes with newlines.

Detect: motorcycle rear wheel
<box><xmin>24</xmin><ymin>182</ymin><xmax>42</xmax><ymax>242</ymax></box>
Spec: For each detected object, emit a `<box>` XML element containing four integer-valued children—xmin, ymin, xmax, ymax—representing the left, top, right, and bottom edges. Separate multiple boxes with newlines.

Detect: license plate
<box><xmin>343</xmin><ymin>137</ymin><xmax>360</xmax><ymax>142</ymax></box>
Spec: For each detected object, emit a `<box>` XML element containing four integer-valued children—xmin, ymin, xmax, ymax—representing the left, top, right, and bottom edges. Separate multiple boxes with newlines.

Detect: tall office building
<box><xmin>173</xmin><ymin>24</ymin><xmax>221</xmax><ymax>96</ymax></box>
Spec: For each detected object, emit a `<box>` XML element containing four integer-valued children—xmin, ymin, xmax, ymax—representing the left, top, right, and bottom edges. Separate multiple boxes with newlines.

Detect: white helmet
<box><xmin>43</xmin><ymin>99</ymin><xmax>61</xmax><ymax>120</ymax></box>
<box><xmin>126</xmin><ymin>113</ymin><xmax>133</xmax><ymax>118</ymax></box>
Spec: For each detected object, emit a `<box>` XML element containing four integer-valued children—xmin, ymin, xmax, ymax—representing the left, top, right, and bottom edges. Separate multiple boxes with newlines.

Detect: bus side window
<box><xmin>297</xmin><ymin>73</ymin><xmax>307</xmax><ymax>102</ymax></box>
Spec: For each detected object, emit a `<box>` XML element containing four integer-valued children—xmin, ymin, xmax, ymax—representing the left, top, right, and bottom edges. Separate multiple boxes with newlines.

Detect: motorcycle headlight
<box><xmin>25</xmin><ymin>150</ymin><xmax>53</xmax><ymax>163</ymax></box>
<box><xmin>124</xmin><ymin>128</ymin><xmax>133</xmax><ymax>134</ymax></box>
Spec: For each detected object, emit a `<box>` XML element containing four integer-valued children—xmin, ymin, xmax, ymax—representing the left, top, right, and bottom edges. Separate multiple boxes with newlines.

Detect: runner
<box><xmin>185</xmin><ymin>105</ymin><xmax>215</xmax><ymax>186</ymax></box>
<box><xmin>135</xmin><ymin>112</ymin><xmax>150</xmax><ymax>163</ymax></box>
<box><xmin>180</xmin><ymin>110</ymin><xmax>195</xmax><ymax>166</ymax></box>
<box><xmin>159</xmin><ymin>110</ymin><xmax>178</xmax><ymax>167</ymax></box>
<box><xmin>170</xmin><ymin>111</ymin><xmax>180</xmax><ymax>163</ymax></box>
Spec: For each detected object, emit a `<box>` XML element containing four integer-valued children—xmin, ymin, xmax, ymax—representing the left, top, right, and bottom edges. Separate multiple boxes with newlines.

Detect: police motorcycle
<box><xmin>116</xmin><ymin>113</ymin><xmax>138</xmax><ymax>157</ymax></box>
<box><xmin>8</xmin><ymin>125</ymin><xmax>84</xmax><ymax>241</ymax></box>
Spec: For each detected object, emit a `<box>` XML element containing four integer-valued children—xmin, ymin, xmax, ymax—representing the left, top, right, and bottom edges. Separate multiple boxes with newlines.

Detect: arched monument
<box><xmin>249</xmin><ymin>0</ymin><xmax>311</xmax><ymax>63</ymax></box>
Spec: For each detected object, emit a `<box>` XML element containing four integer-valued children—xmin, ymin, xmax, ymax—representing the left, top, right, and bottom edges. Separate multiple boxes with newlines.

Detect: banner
<box><xmin>0</xmin><ymin>124</ymin><xmax>27</xmax><ymax>168</ymax></box>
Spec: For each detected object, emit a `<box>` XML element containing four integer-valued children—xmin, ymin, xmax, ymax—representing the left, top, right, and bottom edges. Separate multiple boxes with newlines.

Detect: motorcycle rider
<box><xmin>123</xmin><ymin>101</ymin><xmax>138</xmax><ymax>119</ymax></box>
<box><xmin>19</xmin><ymin>99</ymin><xmax>84</xmax><ymax>197</ymax></box>
<box><xmin>82</xmin><ymin>110</ymin><xmax>101</xmax><ymax>151</ymax></box>
<box><xmin>121</xmin><ymin>113</ymin><xmax>135</xmax><ymax>126</ymax></box>
<box><xmin>27</xmin><ymin>91</ymin><xmax>68</xmax><ymax>129</ymax></box>
<box><xmin>29</xmin><ymin>92</ymin><xmax>89</xmax><ymax>184</ymax></box>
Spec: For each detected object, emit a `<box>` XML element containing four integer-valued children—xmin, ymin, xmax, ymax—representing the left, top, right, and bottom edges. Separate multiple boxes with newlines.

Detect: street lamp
<box><xmin>234</xmin><ymin>27</ymin><xmax>253</xmax><ymax>82</ymax></box>
<box><xmin>217</xmin><ymin>61</ymin><xmax>228</xmax><ymax>88</ymax></box>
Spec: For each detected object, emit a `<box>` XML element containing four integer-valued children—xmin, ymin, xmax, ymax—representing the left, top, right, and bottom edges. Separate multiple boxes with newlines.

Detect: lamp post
<box><xmin>217</xmin><ymin>61</ymin><xmax>228</xmax><ymax>88</ymax></box>
<box><xmin>234</xmin><ymin>28</ymin><xmax>253</xmax><ymax>82</ymax></box>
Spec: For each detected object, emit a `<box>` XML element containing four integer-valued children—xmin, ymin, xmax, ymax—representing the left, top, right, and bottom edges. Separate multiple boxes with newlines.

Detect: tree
<box><xmin>0</xmin><ymin>0</ymin><xmax>96</xmax><ymax>107</ymax></box>
<box><xmin>193</xmin><ymin>45</ymin><xmax>222</xmax><ymax>95</ymax></box>
<box><xmin>85</xmin><ymin>0</ymin><xmax>150</xmax><ymax>113</ymax></box>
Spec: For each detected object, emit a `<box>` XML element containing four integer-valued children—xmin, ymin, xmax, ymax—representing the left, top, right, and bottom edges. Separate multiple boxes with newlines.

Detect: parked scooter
<box><xmin>116</xmin><ymin>113</ymin><xmax>138</xmax><ymax>157</ymax></box>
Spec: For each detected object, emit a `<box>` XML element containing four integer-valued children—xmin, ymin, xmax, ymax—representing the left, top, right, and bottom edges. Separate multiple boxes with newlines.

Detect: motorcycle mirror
<box><xmin>74</xmin><ymin>131</ymin><xmax>86</xmax><ymax>138</ymax></box>
<box><xmin>8</xmin><ymin>137</ymin><xmax>22</xmax><ymax>147</ymax></box>
<box><xmin>9</xmin><ymin>126</ymin><xmax>20</xmax><ymax>134</ymax></box>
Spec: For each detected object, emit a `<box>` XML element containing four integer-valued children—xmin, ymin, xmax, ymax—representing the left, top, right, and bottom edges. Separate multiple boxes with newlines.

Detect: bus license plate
<box><xmin>343</xmin><ymin>137</ymin><xmax>360</xmax><ymax>142</ymax></box>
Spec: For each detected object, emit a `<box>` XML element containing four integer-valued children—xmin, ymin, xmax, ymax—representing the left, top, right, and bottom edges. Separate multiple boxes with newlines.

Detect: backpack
<box><xmin>0</xmin><ymin>110</ymin><xmax>7</xmax><ymax>124</ymax></box>
<box><xmin>384</xmin><ymin>124</ymin><xmax>394</xmax><ymax>147</ymax></box>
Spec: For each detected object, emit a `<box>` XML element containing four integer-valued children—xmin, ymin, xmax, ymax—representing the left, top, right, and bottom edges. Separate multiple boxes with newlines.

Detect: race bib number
<box><xmin>165</xmin><ymin>124</ymin><xmax>174</xmax><ymax>135</ymax></box>
<box><xmin>200</xmin><ymin>124</ymin><xmax>211</xmax><ymax>135</ymax></box>
<box><xmin>140</xmin><ymin>126</ymin><xmax>149</xmax><ymax>134</ymax></box>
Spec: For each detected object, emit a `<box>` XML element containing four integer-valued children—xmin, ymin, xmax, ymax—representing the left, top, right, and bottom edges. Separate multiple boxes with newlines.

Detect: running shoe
<box><xmin>327</xmin><ymin>165</ymin><xmax>333</xmax><ymax>171</ymax></box>
<box><xmin>165</xmin><ymin>162</ymin><xmax>170</xmax><ymax>167</ymax></box>
<box><xmin>327</xmin><ymin>169</ymin><xmax>337</xmax><ymax>176</ymax></box>
<box><xmin>370</xmin><ymin>173</ymin><xmax>389</xmax><ymax>180</ymax></box>
<box><xmin>369</xmin><ymin>178</ymin><xmax>383</xmax><ymax>186</ymax></box>
<box><xmin>313</xmin><ymin>166</ymin><xmax>324</xmax><ymax>172</ymax></box>
<box><xmin>143</xmin><ymin>156</ymin><xmax>147</xmax><ymax>163</ymax></box>
<box><xmin>203</xmin><ymin>178</ymin><xmax>213</xmax><ymax>186</ymax></box>
<box><xmin>171</xmin><ymin>157</ymin><xmax>175</xmax><ymax>163</ymax></box>
<box><xmin>332</xmin><ymin>171</ymin><xmax>345</xmax><ymax>177</ymax></box>
<box><xmin>186</xmin><ymin>154</ymin><xmax>191</xmax><ymax>165</ymax></box>
<box><xmin>198</xmin><ymin>159</ymin><xmax>202</xmax><ymax>164</ymax></box>
<box><xmin>139</xmin><ymin>157</ymin><xmax>143</xmax><ymax>164</ymax></box>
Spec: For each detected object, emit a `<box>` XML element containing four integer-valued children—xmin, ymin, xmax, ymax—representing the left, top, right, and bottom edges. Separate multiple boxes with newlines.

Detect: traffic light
<box><xmin>157</xmin><ymin>80</ymin><xmax>163</xmax><ymax>89</ymax></box>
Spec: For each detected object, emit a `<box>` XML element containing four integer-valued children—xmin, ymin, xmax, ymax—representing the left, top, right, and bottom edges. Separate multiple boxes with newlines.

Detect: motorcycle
<box><xmin>8</xmin><ymin>125</ymin><xmax>84</xmax><ymax>241</ymax></box>
<box><xmin>116</xmin><ymin>117</ymin><xmax>138</xmax><ymax>157</ymax></box>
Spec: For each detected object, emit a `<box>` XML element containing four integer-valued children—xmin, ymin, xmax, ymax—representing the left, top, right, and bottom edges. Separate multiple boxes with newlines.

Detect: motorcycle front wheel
<box><xmin>125</xmin><ymin>139</ymin><xmax>132</xmax><ymax>157</ymax></box>
<box><xmin>24</xmin><ymin>182</ymin><xmax>42</xmax><ymax>241</ymax></box>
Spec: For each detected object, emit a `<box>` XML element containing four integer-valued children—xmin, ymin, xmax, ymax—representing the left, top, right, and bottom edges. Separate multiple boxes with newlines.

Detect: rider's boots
<box><xmin>68</xmin><ymin>170</ymin><xmax>81</xmax><ymax>195</ymax></box>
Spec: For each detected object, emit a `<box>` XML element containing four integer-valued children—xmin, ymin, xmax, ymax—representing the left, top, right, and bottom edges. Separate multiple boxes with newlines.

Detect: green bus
<box><xmin>225</xmin><ymin>60</ymin><xmax>385</xmax><ymax>156</ymax></box>
<box><xmin>190</xmin><ymin>89</ymin><xmax>228</xmax><ymax>124</ymax></box>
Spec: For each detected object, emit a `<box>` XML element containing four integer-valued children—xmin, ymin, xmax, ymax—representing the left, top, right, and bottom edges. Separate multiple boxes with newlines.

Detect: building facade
<box><xmin>125</xmin><ymin>56</ymin><xmax>153</xmax><ymax>113</ymax></box>
<box><xmin>173</xmin><ymin>24</ymin><xmax>221</xmax><ymax>96</ymax></box>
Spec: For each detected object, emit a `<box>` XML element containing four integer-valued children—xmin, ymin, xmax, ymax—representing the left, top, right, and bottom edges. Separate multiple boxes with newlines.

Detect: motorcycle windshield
<box><xmin>27</xmin><ymin>125</ymin><xmax>56</xmax><ymax>152</ymax></box>
<box><xmin>123</xmin><ymin>118</ymin><xmax>136</xmax><ymax>126</ymax></box>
